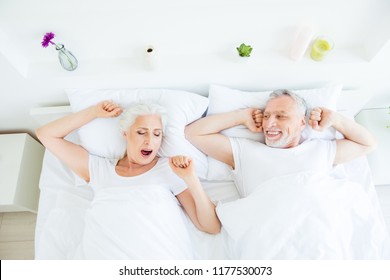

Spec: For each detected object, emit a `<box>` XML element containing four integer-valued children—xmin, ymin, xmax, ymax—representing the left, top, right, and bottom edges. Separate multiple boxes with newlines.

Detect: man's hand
<box><xmin>243</xmin><ymin>108</ymin><xmax>263</xmax><ymax>133</ymax></box>
<box><xmin>308</xmin><ymin>107</ymin><xmax>336</xmax><ymax>132</ymax></box>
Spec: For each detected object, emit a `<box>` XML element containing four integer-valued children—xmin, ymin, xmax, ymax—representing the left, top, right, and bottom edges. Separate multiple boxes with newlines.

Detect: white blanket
<box><xmin>72</xmin><ymin>185</ymin><xmax>196</xmax><ymax>259</ymax></box>
<box><xmin>217</xmin><ymin>171</ymin><xmax>390</xmax><ymax>259</ymax></box>
<box><xmin>35</xmin><ymin>153</ymin><xmax>390</xmax><ymax>260</ymax></box>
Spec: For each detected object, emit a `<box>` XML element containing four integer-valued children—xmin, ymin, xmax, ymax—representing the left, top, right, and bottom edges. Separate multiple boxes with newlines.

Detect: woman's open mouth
<box><xmin>141</xmin><ymin>149</ymin><xmax>153</xmax><ymax>156</ymax></box>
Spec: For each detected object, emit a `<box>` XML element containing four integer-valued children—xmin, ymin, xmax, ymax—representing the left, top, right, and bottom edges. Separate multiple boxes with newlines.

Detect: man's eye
<box><xmin>263</xmin><ymin>115</ymin><xmax>269</xmax><ymax>119</ymax></box>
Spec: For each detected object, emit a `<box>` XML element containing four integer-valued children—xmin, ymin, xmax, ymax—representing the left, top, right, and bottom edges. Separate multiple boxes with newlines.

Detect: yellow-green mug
<box><xmin>310</xmin><ymin>36</ymin><xmax>334</xmax><ymax>61</ymax></box>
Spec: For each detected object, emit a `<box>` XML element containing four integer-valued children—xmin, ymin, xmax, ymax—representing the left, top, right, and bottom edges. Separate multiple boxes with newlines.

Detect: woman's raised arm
<box><xmin>170</xmin><ymin>156</ymin><xmax>221</xmax><ymax>234</ymax></box>
<box><xmin>36</xmin><ymin>101</ymin><xmax>122</xmax><ymax>182</ymax></box>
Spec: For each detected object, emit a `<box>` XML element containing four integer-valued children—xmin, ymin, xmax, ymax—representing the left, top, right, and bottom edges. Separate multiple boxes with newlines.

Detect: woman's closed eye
<box><xmin>136</xmin><ymin>129</ymin><xmax>162</xmax><ymax>137</ymax></box>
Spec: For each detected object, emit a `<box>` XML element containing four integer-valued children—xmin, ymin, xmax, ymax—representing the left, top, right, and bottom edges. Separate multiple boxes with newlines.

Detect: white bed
<box><xmin>32</xmin><ymin>85</ymin><xmax>390</xmax><ymax>259</ymax></box>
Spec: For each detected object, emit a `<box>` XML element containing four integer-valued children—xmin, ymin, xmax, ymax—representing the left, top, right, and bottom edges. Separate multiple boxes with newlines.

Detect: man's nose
<box><xmin>265</xmin><ymin>116</ymin><xmax>276</xmax><ymax>127</ymax></box>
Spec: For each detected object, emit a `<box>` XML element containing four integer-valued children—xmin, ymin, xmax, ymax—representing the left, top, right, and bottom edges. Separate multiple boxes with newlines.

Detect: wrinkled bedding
<box><xmin>73</xmin><ymin>185</ymin><xmax>197</xmax><ymax>259</ymax></box>
<box><xmin>35</xmin><ymin>150</ymin><xmax>390</xmax><ymax>260</ymax></box>
<box><xmin>217</xmin><ymin>171</ymin><xmax>390</xmax><ymax>259</ymax></box>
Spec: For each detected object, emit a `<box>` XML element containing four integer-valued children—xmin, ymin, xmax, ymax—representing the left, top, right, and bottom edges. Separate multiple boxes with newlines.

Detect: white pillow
<box><xmin>66</xmin><ymin>88</ymin><xmax>209</xmax><ymax>179</ymax></box>
<box><xmin>206</xmin><ymin>84</ymin><xmax>343</xmax><ymax>181</ymax></box>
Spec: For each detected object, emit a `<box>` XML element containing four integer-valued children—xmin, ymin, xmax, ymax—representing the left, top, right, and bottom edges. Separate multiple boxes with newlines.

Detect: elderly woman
<box><xmin>36</xmin><ymin>101</ymin><xmax>220</xmax><ymax>259</ymax></box>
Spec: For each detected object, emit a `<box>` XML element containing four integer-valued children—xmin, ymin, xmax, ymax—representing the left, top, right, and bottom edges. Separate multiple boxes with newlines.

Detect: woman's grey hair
<box><xmin>268</xmin><ymin>89</ymin><xmax>307</xmax><ymax>116</ymax></box>
<box><xmin>119</xmin><ymin>103</ymin><xmax>168</xmax><ymax>133</ymax></box>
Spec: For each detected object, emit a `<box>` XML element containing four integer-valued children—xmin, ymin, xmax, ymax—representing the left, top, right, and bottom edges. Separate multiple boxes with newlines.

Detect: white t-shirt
<box><xmin>230</xmin><ymin>138</ymin><xmax>337</xmax><ymax>197</ymax></box>
<box><xmin>88</xmin><ymin>155</ymin><xmax>187</xmax><ymax>195</ymax></box>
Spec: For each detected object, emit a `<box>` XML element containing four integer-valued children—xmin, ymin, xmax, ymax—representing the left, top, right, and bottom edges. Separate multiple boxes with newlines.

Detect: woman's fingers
<box><xmin>112</xmin><ymin>107</ymin><xmax>123</xmax><ymax>116</ymax></box>
<box><xmin>100</xmin><ymin>101</ymin><xmax>122</xmax><ymax>116</ymax></box>
<box><xmin>171</xmin><ymin>155</ymin><xmax>191</xmax><ymax>168</ymax></box>
<box><xmin>104</xmin><ymin>102</ymin><xmax>119</xmax><ymax>112</ymax></box>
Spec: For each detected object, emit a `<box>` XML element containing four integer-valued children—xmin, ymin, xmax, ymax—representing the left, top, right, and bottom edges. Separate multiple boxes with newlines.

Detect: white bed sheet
<box><xmin>35</xmin><ymin>143</ymin><xmax>389</xmax><ymax>260</ymax></box>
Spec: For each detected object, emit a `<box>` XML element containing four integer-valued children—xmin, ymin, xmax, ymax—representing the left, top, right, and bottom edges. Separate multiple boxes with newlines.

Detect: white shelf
<box><xmin>25</xmin><ymin>48</ymin><xmax>369</xmax><ymax>80</ymax></box>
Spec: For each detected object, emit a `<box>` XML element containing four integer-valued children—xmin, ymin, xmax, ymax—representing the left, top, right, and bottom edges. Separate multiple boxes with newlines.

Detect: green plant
<box><xmin>236</xmin><ymin>43</ymin><xmax>253</xmax><ymax>57</ymax></box>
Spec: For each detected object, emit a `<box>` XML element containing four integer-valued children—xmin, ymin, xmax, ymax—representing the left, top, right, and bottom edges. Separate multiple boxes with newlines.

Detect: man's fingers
<box><xmin>308</xmin><ymin>119</ymin><xmax>320</xmax><ymax>130</ymax></box>
<box><xmin>252</xmin><ymin>109</ymin><xmax>263</xmax><ymax>129</ymax></box>
<box><xmin>310</xmin><ymin>108</ymin><xmax>322</xmax><ymax>122</ymax></box>
<box><xmin>310</xmin><ymin>114</ymin><xmax>321</xmax><ymax>121</ymax></box>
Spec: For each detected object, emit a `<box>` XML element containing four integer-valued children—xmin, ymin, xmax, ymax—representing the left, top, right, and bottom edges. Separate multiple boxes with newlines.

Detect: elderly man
<box><xmin>184</xmin><ymin>89</ymin><xmax>388</xmax><ymax>260</ymax></box>
<box><xmin>185</xmin><ymin>89</ymin><xmax>376</xmax><ymax>197</ymax></box>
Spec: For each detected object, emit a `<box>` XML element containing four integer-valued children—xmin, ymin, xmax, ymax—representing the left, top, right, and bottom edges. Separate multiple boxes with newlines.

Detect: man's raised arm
<box><xmin>309</xmin><ymin>107</ymin><xmax>377</xmax><ymax>165</ymax></box>
<box><xmin>185</xmin><ymin>108</ymin><xmax>262</xmax><ymax>169</ymax></box>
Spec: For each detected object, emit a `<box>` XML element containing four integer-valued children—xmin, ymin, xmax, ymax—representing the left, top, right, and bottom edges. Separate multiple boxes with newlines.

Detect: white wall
<box><xmin>1</xmin><ymin>0</ymin><xmax>390</xmax><ymax>136</ymax></box>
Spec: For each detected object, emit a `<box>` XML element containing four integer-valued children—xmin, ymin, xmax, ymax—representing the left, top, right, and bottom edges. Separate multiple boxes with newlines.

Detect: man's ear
<box><xmin>300</xmin><ymin>116</ymin><xmax>306</xmax><ymax>130</ymax></box>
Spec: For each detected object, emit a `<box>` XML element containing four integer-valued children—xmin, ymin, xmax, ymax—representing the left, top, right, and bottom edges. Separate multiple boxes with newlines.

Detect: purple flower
<box><xmin>41</xmin><ymin>32</ymin><xmax>55</xmax><ymax>48</ymax></box>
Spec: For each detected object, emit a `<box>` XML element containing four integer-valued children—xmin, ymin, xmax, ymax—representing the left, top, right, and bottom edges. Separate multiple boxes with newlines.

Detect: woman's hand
<box><xmin>169</xmin><ymin>155</ymin><xmax>196</xmax><ymax>181</ymax></box>
<box><xmin>94</xmin><ymin>101</ymin><xmax>123</xmax><ymax>118</ymax></box>
<box><xmin>172</xmin><ymin>155</ymin><xmax>221</xmax><ymax>234</ymax></box>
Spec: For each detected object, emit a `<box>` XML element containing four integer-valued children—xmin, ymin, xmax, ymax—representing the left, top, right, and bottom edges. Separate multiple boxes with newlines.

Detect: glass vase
<box><xmin>310</xmin><ymin>36</ymin><xmax>334</xmax><ymax>61</ymax></box>
<box><xmin>55</xmin><ymin>43</ymin><xmax>78</xmax><ymax>71</ymax></box>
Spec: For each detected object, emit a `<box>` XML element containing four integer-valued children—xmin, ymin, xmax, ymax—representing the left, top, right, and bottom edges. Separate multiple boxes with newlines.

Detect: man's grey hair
<box><xmin>119</xmin><ymin>103</ymin><xmax>168</xmax><ymax>133</ymax></box>
<box><xmin>268</xmin><ymin>89</ymin><xmax>307</xmax><ymax>116</ymax></box>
